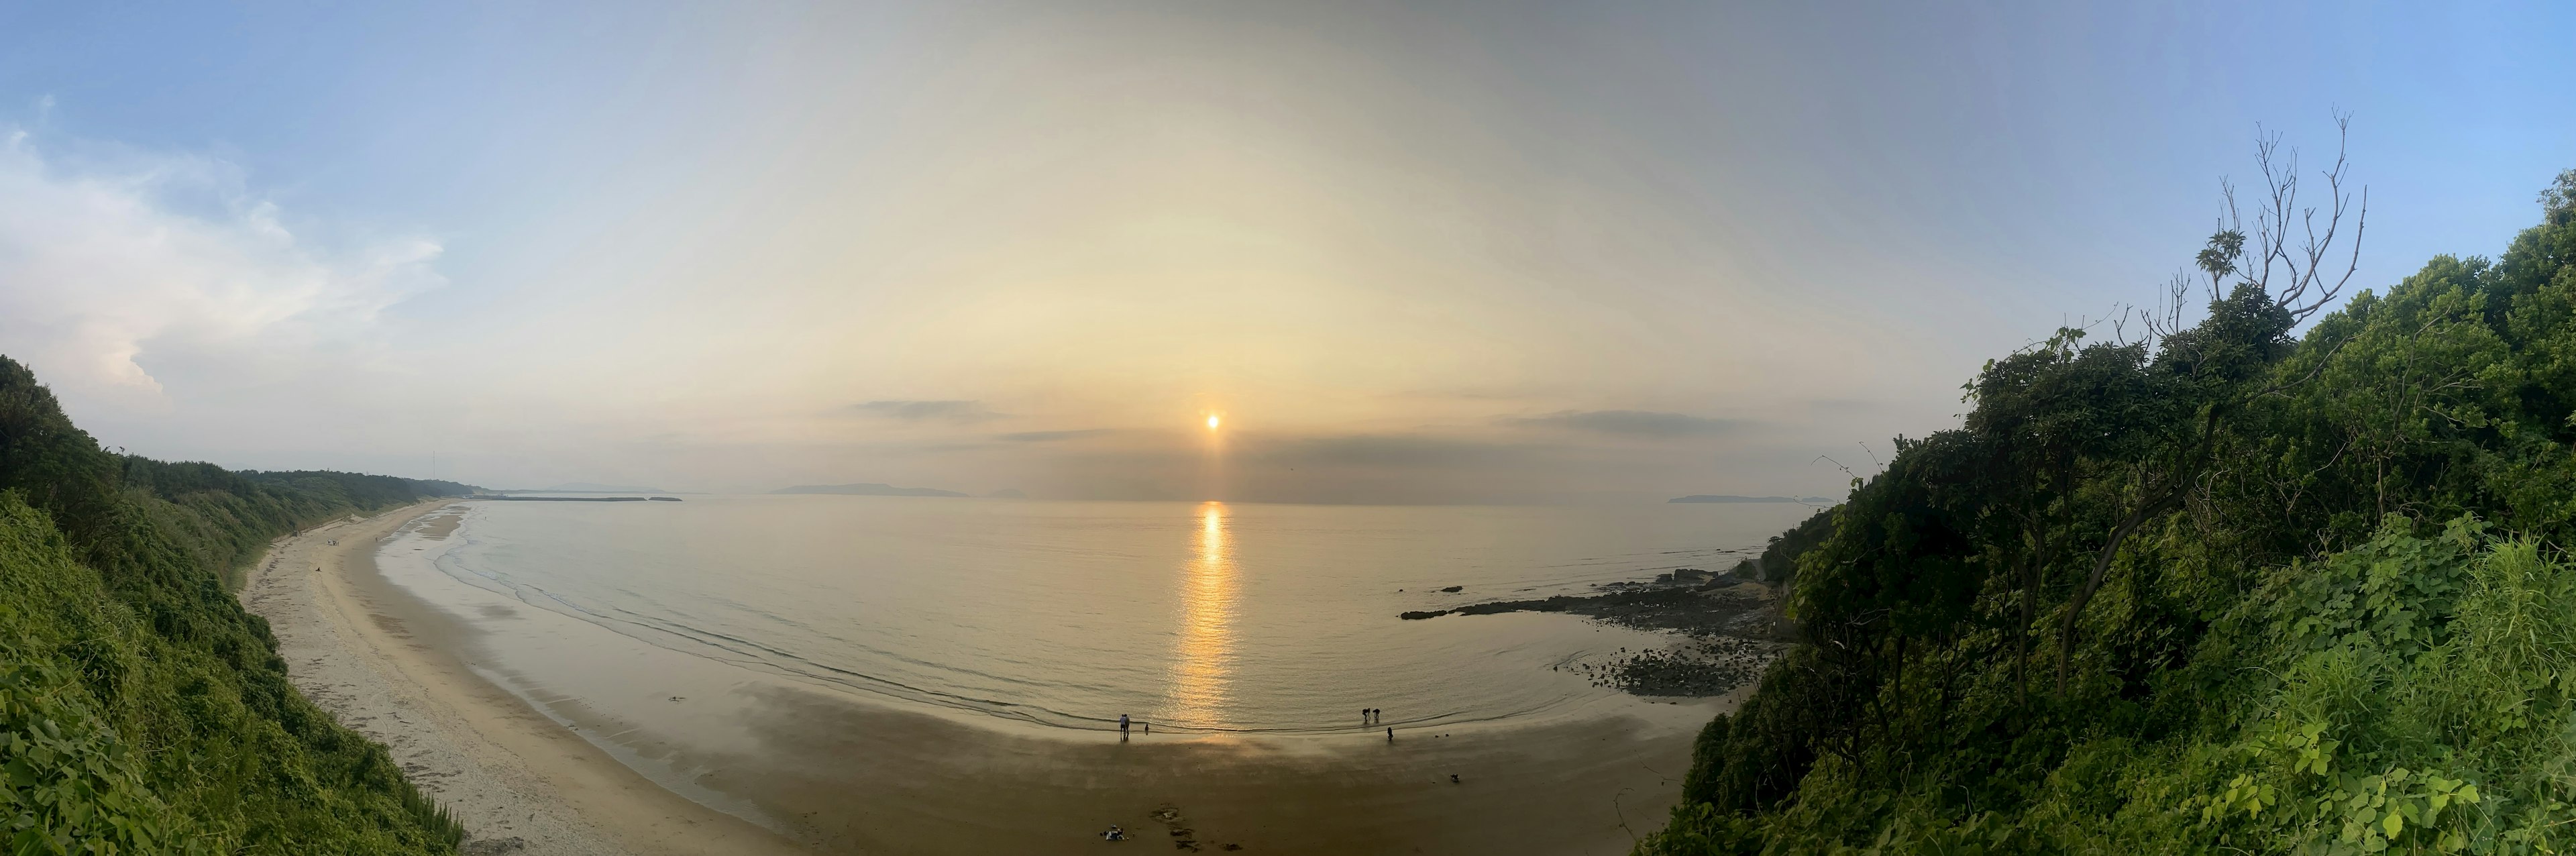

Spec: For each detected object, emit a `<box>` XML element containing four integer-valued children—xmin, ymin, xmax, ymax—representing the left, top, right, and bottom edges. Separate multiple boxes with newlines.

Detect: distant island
<box><xmin>773</xmin><ymin>482</ymin><xmax>969</xmax><ymax>497</ymax></box>
<box><xmin>1667</xmin><ymin>494</ymin><xmax>1827</xmax><ymax>504</ymax></box>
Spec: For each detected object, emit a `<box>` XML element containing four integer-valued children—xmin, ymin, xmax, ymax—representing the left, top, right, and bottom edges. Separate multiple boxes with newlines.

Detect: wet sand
<box><xmin>247</xmin><ymin>502</ymin><xmax>1731</xmax><ymax>855</ymax></box>
<box><xmin>703</xmin><ymin>687</ymin><xmax>1724</xmax><ymax>854</ymax></box>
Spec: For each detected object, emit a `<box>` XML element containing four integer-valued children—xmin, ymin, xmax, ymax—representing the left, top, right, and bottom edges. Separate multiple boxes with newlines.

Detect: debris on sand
<box><xmin>1147</xmin><ymin>805</ymin><xmax>1234</xmax><ymax>853</ymax></box>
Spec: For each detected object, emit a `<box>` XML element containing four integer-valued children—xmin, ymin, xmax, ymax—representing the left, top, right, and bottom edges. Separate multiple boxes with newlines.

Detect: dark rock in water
<box><xmin>541</xmin><ymin>482</ymin><xmax>664</xmax><ymax>493</ymax></box>
<box><xmin>1439</xmin><ymin>585</ymin><xmax>1463</xmax><ymax>593</ymax></box>
<box><xmin>1667</xmin><ymin>494</ymin><xmax>1805</xmax><ymax>503</ymax></box>
<box><xmin>1399</xmin><ymin>610</ymin><xmax>1452</xmax><ymax>620</ymax></box>
<box><xmin>647</xmin><ymin>496</ymin><xmax>682</xmax><ymax>502</ymax></box>
<box><xmin>482</xmin><ymin>495</ymin><xmax>648</xmax><ymax>502</ymax></box>
<box><xmin>1397</xmin><ymin>582</ymin><xmax>1788</xmax><ymax>696</ymax></box>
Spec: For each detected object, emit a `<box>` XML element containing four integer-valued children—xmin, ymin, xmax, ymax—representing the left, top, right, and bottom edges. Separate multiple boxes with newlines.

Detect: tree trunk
<box><xmin>2055</xmin><ymin>493</ymin><xmax>2176</xmax><ymax>695</ymax></box>
<box><xmin>2014</xmin><ymin>561</ymin><xmax>2031</xmax><ymax>701</ymax></box>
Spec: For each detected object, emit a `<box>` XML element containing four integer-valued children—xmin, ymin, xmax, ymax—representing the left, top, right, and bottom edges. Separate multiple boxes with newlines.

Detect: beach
<box><xmin>240</xmin><ymin>502</ymin><xmax>804</xmax><ymax>855</ymax></box>
<box><xmin>242</xmin><ymin>501</ymin><xmax>1736</xmax><ymax>855</ymax></box>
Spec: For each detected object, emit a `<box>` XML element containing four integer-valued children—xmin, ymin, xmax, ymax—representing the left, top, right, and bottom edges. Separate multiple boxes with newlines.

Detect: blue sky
<box><xmin>1</xmin><ymin>1</ymin><xmax>2570</xmax><ymax>500</ymax></box>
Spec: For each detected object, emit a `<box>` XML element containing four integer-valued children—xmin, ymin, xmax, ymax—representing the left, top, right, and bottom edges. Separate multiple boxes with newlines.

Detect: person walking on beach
<box><xmin>1386</xmin><ymin>727</ymin><xmax>1394</xmax><ymax>743</ymax></box>
<box><xmin>1119</xmin><ymin>714</ymin><xmax>1130</xmax><ymax>733</ymax></box>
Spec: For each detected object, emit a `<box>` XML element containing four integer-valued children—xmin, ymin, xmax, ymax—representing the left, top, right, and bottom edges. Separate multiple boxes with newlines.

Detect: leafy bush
<box><xmin>1642</xmin><ymin>172</ymin><xmax>2576</xmax><ymax>853</ymax></box>
<box><xmin>0</xmin><ymin>356</ymin><xmax>466</xmax><ymax>853</ymax></box>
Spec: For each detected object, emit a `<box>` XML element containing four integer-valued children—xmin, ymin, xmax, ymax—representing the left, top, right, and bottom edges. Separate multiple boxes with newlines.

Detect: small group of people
<box><xmin>1362</xmin><ymin>708</ymin><xmax>1393</xmax><ymax>741</ymax></box>
<box><xmin>1117</xmin><ymin>714</ymin><xmax>1148</xmax><ymax>734</ymax></box>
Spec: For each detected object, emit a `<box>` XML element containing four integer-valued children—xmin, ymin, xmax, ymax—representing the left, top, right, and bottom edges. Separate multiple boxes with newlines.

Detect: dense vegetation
<box><xmin>0</xmin><ymin>356</ymin><xmax>470</xmax><ymax>853</ymax></box>
<box><xmin>1647</xmin><ymin>146</ymin><xmax>2576</xmax><ymax>853</ymax></box>
<box><xmin>1734</xmin><ymin>507</ymin><xmax>1834</xmax><ymax>584</ymax></box>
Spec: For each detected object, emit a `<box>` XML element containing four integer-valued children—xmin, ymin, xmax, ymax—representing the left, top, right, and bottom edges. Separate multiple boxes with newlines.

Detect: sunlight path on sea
<box><xmin>1166</xmin><ymin>501</ymin><xmax>1239</xmax><ymax>728</ymax></box>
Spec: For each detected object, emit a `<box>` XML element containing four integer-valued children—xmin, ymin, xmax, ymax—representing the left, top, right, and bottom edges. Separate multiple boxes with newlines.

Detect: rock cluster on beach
<box><xmin>1587</xmin><ymin>637</ymin><xmax>1778</xmax><ymax>696</ymax></box>
<box><xmin>1402</xmin><ymin>565</ymin><xmax>1790</xmax><ymax>699</ymax></box>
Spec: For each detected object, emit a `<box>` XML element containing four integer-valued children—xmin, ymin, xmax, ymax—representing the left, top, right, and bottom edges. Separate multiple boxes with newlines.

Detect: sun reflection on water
<box><xmin>1166</xmin><ymin>501</ymin><xmax>1238</xmax><ymax>728</ymax></box>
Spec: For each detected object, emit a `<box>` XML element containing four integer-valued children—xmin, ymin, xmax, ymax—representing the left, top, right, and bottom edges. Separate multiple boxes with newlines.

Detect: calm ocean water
<box><xmin>402</xmin><ymin>496</ymin><xmax>1814</xmax><ymax>735</ymax></box>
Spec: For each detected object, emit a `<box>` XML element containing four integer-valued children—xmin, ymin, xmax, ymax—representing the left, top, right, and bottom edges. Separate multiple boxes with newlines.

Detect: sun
<box><xmin>1205</xmin><ymin>414</ymin><xmax>1222</xmax><ymax>430</ymax></box>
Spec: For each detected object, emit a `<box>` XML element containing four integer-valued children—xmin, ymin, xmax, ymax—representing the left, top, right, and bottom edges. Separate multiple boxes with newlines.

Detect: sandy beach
<box><xmin>243</xmin><ymin>502</ymin><xmax>1730</xmax><ymax>855</ymax></box>
<box><xmin>241</xmin><ymin>502</ymin><xmax>806</xmax><ymax>855</ymax></box>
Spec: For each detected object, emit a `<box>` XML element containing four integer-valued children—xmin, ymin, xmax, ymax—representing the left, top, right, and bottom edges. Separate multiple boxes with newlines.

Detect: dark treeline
<box><xmin>0</xmin><ymin>356</ymin><xmax>470</xmax><ymax>853</ymax></box>
<box><xmin>1648</xmin><ymin>133</ymin><xmax>2576</xmax><ymax>853</ymax></box>
<box><xmin>1733</xmin><ymin>507</ymin><xmax>1833</xmax><ymax>584</ymax></box>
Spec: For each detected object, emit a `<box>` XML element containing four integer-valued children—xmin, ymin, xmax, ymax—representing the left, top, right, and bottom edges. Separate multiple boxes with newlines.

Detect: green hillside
<box><xmin>0</xmin><ymin>357</ymin><xmax>468</xmax><ymax>853</ymax></box>
<box><xmin>1645</xmin><ymin>171</ymin><xmax>2576</xmax><ymax>853</ymax></box>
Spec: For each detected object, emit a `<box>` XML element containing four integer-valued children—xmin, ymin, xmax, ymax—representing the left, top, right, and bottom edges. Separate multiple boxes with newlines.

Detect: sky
<box><xmin>1</xmin><ymin>1</ymin><xmax>2571</xmax><ymax>503</ymax></box>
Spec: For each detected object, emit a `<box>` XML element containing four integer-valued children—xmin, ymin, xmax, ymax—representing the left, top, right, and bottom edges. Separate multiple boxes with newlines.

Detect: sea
<box><xmin>379</xmin><ymin>495</ymin><xmax>1815</xmax><ymax>738</ymax></box>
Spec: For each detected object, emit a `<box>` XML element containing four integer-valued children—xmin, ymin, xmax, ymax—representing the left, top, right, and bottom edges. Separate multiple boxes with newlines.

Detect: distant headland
<box><xmin>773</xmin><ymin>482</ymin><xmax>970</xmax><ymax>497</ymax></box>
<box><xmin>1666</xmin><ymin>494</ymin><xmax>1829</xmax><ymax>504</ymax></box>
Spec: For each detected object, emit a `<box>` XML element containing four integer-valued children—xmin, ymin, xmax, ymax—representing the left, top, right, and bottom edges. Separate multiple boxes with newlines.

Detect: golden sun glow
<box><xmin>1168</xmin><ymin>500</ymin><xmax>1236</xmax><ymax>727</ymax></box>
<box><xmin>1206</xmin><ymin>414</ymin><xmax>1221</xmax><ymax>430</ymax></box>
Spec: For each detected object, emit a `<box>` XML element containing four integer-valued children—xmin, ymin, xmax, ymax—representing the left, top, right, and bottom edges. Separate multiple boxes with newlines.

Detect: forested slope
<box><xmin>0</xmin><ymin>356</ymin><xmax>470</xmax><ymax>853</ymax></box>
<box><xmin>1646</xmin><ymin>166</ymin><xmax>2576</xmax><ymax>853</ymax></box>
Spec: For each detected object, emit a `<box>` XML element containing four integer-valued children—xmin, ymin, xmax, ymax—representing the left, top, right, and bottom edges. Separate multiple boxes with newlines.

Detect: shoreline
<box><xmin>240</xmin><ymin>500</ymin><xmax>804</xmax><ymax>855</ymax></box>
<box><xmin>248</xmin><ymin>500</ymin><xmax>1737</xmax><ymax>854</ymax></box>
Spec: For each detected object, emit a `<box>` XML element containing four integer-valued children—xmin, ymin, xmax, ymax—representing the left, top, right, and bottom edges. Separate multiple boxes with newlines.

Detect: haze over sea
<box><xmin>384</xmin><ymin>496</ymin><xmax>1815</xmax><ymax>739</ymax></box>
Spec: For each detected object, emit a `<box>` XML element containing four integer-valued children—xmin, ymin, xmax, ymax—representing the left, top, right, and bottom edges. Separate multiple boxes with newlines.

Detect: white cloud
<box><xmin>0</xmin><ymin>130</ymin><xmax>442</xmax><ymax>404</ymax></box>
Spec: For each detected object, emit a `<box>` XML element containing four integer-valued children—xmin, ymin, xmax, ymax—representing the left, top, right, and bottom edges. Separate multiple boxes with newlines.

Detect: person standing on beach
<box><xmin>1386</xmin><ymin>727</ymin><xmax>1394</xmax><ymax>743</ymax></box>
<box><xmin>1119</xmin><ymin>714</ymin><xmax>1131</xmax><ymax>733</ymax></box>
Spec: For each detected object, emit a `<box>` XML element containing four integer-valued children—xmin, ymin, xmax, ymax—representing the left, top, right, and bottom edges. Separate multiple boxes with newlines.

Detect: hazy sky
<box><xmin>2</xmin><ymin>2</ymin><xmax>2571</xmax><ymax>502</ymax></box>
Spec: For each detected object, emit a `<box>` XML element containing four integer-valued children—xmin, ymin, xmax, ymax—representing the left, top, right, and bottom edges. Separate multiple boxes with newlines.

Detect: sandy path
<box><xmin>239</xmin><ymin>501</ymin><xmax>806</xmax><ymax>856</ymax></box>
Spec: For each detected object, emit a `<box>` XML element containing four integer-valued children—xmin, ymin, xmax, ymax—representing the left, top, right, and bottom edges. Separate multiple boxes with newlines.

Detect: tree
<box><xmin>2053</xmin><ymin>119</ymin><xmax>2367</xmax><ymax>693</ymax></box>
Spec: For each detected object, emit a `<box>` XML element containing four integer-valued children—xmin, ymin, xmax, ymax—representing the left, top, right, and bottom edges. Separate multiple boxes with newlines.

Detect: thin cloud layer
<box><xmin>996</xmin><ymin>429</ymin><xmax>1113</xmax><ymax>442</ymax></box>
<box><xmin>852</xmin><ymin>400</ymin><xmax>1003</xmax><ymax>423</ymax></box>
<box><xmin>1256</xmin><ymin>434</ymin><xmax>1532</xmax><ymax>469</ymax></box>
<box><xmin>1498</xmin><ymin>410</ymin><xmax>1742</xmax><ymax>437</ymax></box>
